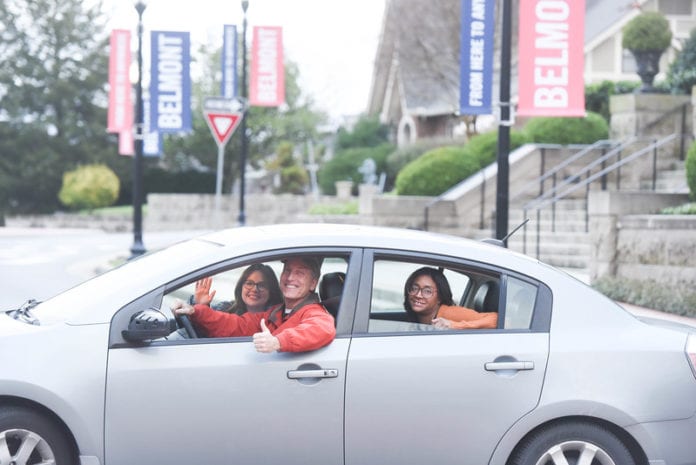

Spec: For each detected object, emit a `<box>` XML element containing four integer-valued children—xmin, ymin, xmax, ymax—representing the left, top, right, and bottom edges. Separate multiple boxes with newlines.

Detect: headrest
<box><xmin>319</xmin><ymin>272</ymin><xmax>346</xmax><ymax>301</ymax></box>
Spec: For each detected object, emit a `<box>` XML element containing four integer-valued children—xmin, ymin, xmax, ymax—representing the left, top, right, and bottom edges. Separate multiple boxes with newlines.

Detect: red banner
<box><xmin>107</xmin><ymin>29</ymin><xmax>133</xmax><ymax>133</ymax></box>
<box><xmin>250</xmin><ymin>26</ymin><xmax>285</xmax><ymax>107</ymax></box>
<box><xmin>517</xmin><ymin>0</ymin><xmax>585</xmax><ymax>117</ymax></box>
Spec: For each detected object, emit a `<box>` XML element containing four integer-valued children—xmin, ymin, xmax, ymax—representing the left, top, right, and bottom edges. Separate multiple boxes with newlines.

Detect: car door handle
<box><xmin>287</xmin><ymin>369</ymin><xmax>339</xmax><ymax>379</ymax></box>
<box><xmin>484</xmin><ymin>361</ymin><xmax>534</xmax><ymax>371</ymax></box>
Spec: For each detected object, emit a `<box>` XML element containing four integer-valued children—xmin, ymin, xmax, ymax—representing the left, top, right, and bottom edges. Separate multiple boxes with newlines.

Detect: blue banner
<box><xmin>222</xmin><ymin>25</ymin><xmax>238</xmax><ymax>98</ymax></box>
<box><xmin>460</xmin><ymin>0</ymin><xmax>495</xmax><ymax>115</ymax></box>
<box><xmin>149</xmin><ymin>31</ymin><xmax>191</xmax><ymax>133</ymax></box>
<box><xmin>142</xmin><ymin>90</ymin><xmax>163</xmax><ymax>157</ymax></box>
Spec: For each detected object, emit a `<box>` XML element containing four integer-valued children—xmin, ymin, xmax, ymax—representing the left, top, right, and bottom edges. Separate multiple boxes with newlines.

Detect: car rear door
<box><xmin>343</xmin><ymin>251</ymin><xmax>550</xmax><ymax>465</ymax></box>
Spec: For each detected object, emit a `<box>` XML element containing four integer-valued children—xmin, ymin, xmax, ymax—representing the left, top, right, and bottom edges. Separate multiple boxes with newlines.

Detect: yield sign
<box><xmin>204</xmin><ymin>112</ymin><xmax>242</xmax><ymax>147</ymax></box>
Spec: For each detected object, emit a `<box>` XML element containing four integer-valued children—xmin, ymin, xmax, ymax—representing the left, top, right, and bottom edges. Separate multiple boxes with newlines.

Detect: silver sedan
<box><xmin>1</xmin><ymin>224</ymin><xmax>695</xmax><ymax>465</ymax></box>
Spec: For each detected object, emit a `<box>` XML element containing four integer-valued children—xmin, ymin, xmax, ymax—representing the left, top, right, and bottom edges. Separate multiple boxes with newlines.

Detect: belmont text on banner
<box><xmin>517</xmin><ymin>0</ymin><xmax>585</xmax><ymax>117</ymax></box>
<box><xmin>222</xmin><ymin>25</ymin><xmax>238</xmax><ymax>99</ymax></box>
<box><xmin>149</xmin><ymin>30</ymin><xmax>192</xmax><ymax>132</ymax></box>
<box><xmin>460</xmin><ymin>0</ymin><xmax>496</xmax><ymax>115</ymax></box>
<box><xmin>250</xmin><ymin>26</ymin><xmax>285</xmax><ymax>107</ymax></box>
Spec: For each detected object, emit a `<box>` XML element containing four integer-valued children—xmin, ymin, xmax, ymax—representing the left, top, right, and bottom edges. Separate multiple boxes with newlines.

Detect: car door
<box><xmin>103</xmin><ymin>250</ymin><xmax>360</xmax><ymax>465</ymax></box>
<box><xmin>344</xmin><ymin>251</ymin><xmax>550</xmax><ymax>465</ymax></box>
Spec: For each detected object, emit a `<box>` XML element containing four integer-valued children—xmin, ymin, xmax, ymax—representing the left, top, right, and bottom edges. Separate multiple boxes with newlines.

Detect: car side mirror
<box><xmin>122</xmin><ymin>309</ymin><xmax>177</xmax><ymax>343</ymax></box>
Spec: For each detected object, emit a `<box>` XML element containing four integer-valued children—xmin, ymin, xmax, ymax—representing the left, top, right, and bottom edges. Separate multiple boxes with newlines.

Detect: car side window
<box><xmin>367</xmin><ymin>259</ymin><xmax>472</xmax><ymax>333</ymax></box>
<box><xmin>160</xmin><ymin>255</ymin><xmax>350</xmax><ymax>340</ymax></box>
<box><xmin>503</xmin><ymin>277</ymin><xmax>538</xmax><ymax>329</ymax></box>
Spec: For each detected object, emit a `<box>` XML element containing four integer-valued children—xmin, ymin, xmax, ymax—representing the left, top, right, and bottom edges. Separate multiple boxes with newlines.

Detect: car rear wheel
<box><xmin>0</xmin><ymin>406</ymin><xmax>75</xmax><ymax>465</ymax></box>
<box><xmin>509</xmin><ymin>420</ymin><xmax>635</xmax><ymax>465</ymax></box>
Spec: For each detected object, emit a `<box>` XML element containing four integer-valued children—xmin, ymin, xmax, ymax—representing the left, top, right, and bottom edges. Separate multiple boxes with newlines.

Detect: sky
<box><xmin>104</xmin><ymin>0</ymin><xmax>387</xmax><ymax>123</ymax></box>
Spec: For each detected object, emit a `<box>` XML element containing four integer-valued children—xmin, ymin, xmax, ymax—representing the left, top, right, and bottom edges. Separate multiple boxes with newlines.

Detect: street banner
<box><xmin>107</xmin><ymin>29</ymin><xmax>133</xmax><ymax>133</ymax></box>
<box><xmin>250</xmin><ymin>26</ymin><xmax>285</xmax><ymax>107</ymax></box>
<box><xmin>142</xmin><ymin>90</ymin><xmax>163</xmax><ymax>156</ymax></box>
<box><xmin>149</xmin><ymin>31</ymin><xmax>192</xmax><ymax>132</ymax></box>
<box><xmin>460</xmin><ymin>0</ymin><xmax>495</xmax><ymax>115</ymax></box>
<box><xmin>222</xmin><ymin>25</ymin><xmax>238</xmax><ymax>98</ymax></box>
<box><xmin>517</xmin><ymin>0</ymin><xmax>585</xmax><ymax>117</ymax></box>
<box><xmin>119</xmin><ymin>130</ymin><xmax>134</xmax><ymax>156</ymax></box>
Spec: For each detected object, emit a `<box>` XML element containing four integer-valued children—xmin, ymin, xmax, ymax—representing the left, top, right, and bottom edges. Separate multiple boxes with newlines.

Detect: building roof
<box><xmin>368</xmin><ymin>0</ymin><xmax>460</xmax><ymax>117</ymax></box>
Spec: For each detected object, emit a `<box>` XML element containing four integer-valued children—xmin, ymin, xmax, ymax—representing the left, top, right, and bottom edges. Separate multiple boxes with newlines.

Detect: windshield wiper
<box><xmin>7</xmin><ymin>299</ymin><xmax>41</xmax><ymax>326</ymax></box>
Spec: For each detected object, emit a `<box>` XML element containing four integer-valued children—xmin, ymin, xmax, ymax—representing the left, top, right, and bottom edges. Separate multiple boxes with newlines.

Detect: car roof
<box><xmin>196</xmin><ymin>223</ymin><xmax>543</xmax><ymax>272</ymax></box>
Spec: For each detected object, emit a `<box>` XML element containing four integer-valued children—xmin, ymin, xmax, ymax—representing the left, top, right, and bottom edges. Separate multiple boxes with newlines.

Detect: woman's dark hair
<box><xmin>403</xmin><ymin>266</ymin><xmax>454</xmax><ymax>322</ymax></box>
<box><xmin>229</xmin><ymin>263</ymin><xmax>282</xmax><ymax>315</ymax></box>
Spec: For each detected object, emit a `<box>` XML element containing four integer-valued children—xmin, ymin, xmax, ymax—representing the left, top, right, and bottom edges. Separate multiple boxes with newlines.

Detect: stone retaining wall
<box><xmin>589</xmin><ymin>191</ymin><xmax>694</xmax><ymax>287</ymax></box>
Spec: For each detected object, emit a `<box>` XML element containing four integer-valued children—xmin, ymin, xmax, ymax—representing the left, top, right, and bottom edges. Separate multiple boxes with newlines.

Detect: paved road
<box><xmin>0</xmin><ymin>227</ymin><xmax>207</xmax><ymax>309</ymax></box>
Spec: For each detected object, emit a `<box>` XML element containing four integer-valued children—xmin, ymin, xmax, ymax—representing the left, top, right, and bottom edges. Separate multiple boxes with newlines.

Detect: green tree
<box><xmin>666</xmin><ymin>28</ymin><xmax>696</xmax><ymax>95</ymax></box>
<box><xmin>162</xmin><ymin>50</ymin><xmax>327</xmax><ymax>195</ymax></box>
<box><xmin>0</xmin><ymin>0</ymin><xmax>123</xmax><ymax>214</ymax></box>
<box><xmin>336</xmin><ymin>115</ymin><xmax>390</xmax><ymax>150</ymax></box>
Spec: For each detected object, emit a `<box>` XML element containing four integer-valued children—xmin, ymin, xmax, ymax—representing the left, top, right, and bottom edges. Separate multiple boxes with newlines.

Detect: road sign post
<box><xmin>203</xmin><ymin>97</ymin><xmax>246</xmax><ymax>224</ymax></box>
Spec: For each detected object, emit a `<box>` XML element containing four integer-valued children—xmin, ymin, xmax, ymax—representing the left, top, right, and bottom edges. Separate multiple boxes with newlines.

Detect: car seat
<box><xmin>472</xmin><ymin>280</ymin><xmax>500</xmax><ymax>313</ymax></box>
<box><xmin>319</xmin><ymin>272</ymin><xmax>345</xmax><ymax>319</ymax></box>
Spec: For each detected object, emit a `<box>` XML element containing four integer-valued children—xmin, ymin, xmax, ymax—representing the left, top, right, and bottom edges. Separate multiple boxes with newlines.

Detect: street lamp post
<box><xmin>495</xmin><ymin>0</ymin><xmax>512</xmax><ymax>243</ymax></box>
<box><xmin>238</xmin><ymin>0</ymin><xmax>249</xmax><ymax>226</ymax></box>
<box><xmin>130</xmin><ymin>0</ymin><xmax>147</xmax><ymax>257</ymax></box>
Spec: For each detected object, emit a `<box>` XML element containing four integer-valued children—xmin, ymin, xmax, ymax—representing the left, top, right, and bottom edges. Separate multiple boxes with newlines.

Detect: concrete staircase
<box><xmin>470</xmin><ymin>199</ymin><xmax>591</xmax><ymax>269</ymax></box>
<box><xmin>467</xmin><ymin>159</ymin><xmax>687</xmax><ymax>272</ymax></box>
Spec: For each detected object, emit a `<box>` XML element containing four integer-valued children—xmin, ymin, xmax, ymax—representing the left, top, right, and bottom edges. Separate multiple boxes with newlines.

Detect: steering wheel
<box><xmin>176</xmin><ymin>314</ymin><xmax>198</xmax><ymax>339</ymax></box>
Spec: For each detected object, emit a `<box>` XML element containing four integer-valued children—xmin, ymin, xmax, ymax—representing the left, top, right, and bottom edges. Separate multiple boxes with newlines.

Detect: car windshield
<box><xmin>29</xmin><ymin>238</ymin><xmax>220</xmax><ymax>325</ymax></box>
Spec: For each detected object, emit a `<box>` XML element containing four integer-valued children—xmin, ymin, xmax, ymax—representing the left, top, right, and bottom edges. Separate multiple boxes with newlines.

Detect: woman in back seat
<box><xmin>403</xmin><ymin>267</ymin><xmax>497</xmax><ymax>329</ymax></box>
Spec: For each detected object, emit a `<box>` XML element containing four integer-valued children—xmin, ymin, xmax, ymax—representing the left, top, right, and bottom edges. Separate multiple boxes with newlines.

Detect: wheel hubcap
<box><xmin>536</xmin><ymin>440</ymin><xmax>616</xmax><ymax>465</ymax></box>
<box><xmin>0</xmin><ymin>429</ymin><xmax>56</xmax><ymax>465</ymax></box>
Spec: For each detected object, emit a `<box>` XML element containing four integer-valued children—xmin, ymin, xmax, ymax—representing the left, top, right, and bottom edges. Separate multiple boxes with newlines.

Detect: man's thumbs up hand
<box><xmin>253</xmin><ymin>318</ymin><xmax>280</xmax><ymax>353</ymax></box>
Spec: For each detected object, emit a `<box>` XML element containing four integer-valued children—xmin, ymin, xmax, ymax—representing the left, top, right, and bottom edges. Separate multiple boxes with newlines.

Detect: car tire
<box><xmin>509</xmin><ymin>420</ymin><xmax>635</xmax><ymax>465</ymax></box>
<box><xmin>0</xmin><ymin>405</ymin><xmax>75</xmax><ymax>465</ymax></box>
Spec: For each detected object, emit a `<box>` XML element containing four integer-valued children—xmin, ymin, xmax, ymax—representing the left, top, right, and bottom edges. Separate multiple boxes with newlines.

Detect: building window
<box><xmin>659</xmin><ymin>0</ymin><xmax>692</xmax><ymax>16</ymax></box>
<box><xmin>621</xmin><ymin>49</ymin><xmax>637</xmax><ymax>74</ymax></box>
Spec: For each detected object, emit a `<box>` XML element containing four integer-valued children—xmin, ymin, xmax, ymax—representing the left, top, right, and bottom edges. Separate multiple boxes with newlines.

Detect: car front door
<box><xmin>105</xmin><ymin>338</ymin><xmax>349</xmax><ymax>465</ymax></box>
<box><xmin>343</xmin><ymin>253</ymin><xmax>550</xmax><ymax>465</ymax></box>
<box><xmin>103</xmin><ymin>250</ymin><xmax>359</xmax><ymax>465</ymax></box>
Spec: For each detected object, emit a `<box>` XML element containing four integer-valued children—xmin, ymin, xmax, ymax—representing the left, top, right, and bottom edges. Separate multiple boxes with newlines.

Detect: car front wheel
<box><xmin>509</xmin><ymin>420</ymin><xmax>636</xmax><ymax>465</ymax></box>
<box><xmin>0</xmin><ymin>406</ymin><xmax>75</xmax><ymax>465</ymax></box>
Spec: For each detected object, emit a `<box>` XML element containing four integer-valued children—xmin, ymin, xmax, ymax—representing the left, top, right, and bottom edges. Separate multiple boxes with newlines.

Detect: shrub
<box><xmin>687</xmin><ymin>140</ymin><xmax>696</xmax><ymax>200</ymax></box>
<box><xmin>308</xmin><ymin>201</ymin><xmax>358</xmax><ymax>215</ymax></box>
<box><xmin>585</xmin><ymin>80</ymin><xmax>641</xmax><ymax>121</ymax></box>
<box><xmin>385</xmin><ymin>137</ymin><xmax>462</xmax><ymax>191</ymax></box>
<box><xmin>524</xmin><ymin>112</ymin><xmax>609</xmax><ymax>145</ymax></box>
<box><xmin>395</xmin><ymin>146</ymin><xmax>479</xmax><ymax>196</ymax></box>
<box><xmin>592</xmin><ymin>276</ymin><xmax>696</xmax><ymax>317</ymax></box>
<box><xmin>621</xmin><ymin>11</ymin><xmax>672</xmax><ymax>52</ymax></box>
<box><xmin>466</xmin><ymin>129</ymin><xmax>529</xmax><ymax>166</ymax></box>
<box><xmin>661</xmin><ymin>203</ymin><xmax>696</xmax><ymax>214</ymax></box>
<box><xmin>667</xmin><ymin>28</ymin><xmax>696</xmax><ymax>95</ymax></box>
<box><xmin>276</xmin><ymin>165</ymin><xmax>309</xmax><ymax>195</ymax></box>
<box><xmin>317</xmin><ymin>143</ymin><xmax>394</xmax><ymax>195</ymax></box>
<box><xmin>58</xmin><ymin>164</ymin><xmax>120</xmax><ymax>211</ymax></box>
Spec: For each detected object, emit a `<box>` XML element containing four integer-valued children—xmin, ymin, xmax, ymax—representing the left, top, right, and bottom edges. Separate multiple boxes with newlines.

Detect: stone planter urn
<box><xmin>622</xmin><ymin>11</ymin><xmax>672</xmax><ymax>94</ymax></box>
<box><xmin>631</xmin><ymin>49</ymin><xmax>663</xmax><ymax>93</ymax></box>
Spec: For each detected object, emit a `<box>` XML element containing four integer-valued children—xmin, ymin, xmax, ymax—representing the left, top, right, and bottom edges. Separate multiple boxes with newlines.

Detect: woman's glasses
<box><xmin>243</xmin><ymin>280</ymin><xmax>268</xmax><ymax>292</ymax></box>
<box><xmin>407</xmin><ymin>284</ymin><xmax>435</xmax><ymax>298</ymax></box>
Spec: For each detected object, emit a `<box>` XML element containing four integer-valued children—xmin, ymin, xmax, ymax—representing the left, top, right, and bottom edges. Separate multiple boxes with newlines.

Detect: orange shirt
<box><xmin>436</xmin><ymin>304</ymin><xmax>498</xmax><ymax>329</ymax></box>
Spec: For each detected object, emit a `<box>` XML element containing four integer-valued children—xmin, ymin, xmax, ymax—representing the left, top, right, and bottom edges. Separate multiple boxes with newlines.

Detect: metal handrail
<box><xmin>512</xmin><ymin>139</ymin><xmax>617</xmax><ymax>203</ymax></box>
<box><xmin>521</xmin><ymin>133</ymin><xmax>678</xmax><ymax>257</ymax></box>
